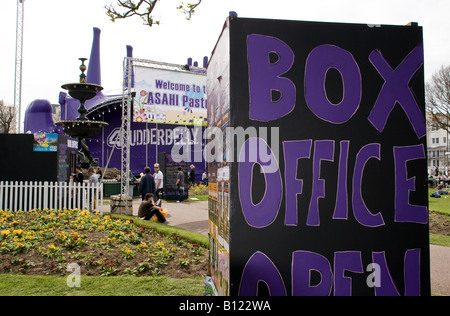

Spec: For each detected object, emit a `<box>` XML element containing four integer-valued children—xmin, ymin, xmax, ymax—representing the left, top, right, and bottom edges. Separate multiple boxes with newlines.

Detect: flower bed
<box><xmin>189</xmin><ymin>184</ymin><xmax>208</xmax><ymax>196</ymax></box>
<box><xmin>0</xmin><ymin>208</ymin><xmax>208</xmax><ymax>278</ymax></box>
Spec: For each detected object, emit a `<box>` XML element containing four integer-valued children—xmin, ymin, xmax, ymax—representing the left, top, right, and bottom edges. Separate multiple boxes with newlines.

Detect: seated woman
<box><xmin>138</xmin><ymin>193</ymin><xmax>168</xmax><ymax>223</ymax></box>
<box><xmin>431</xmin><ymin>181</ymin><xmax>450</xmax><ymax>198</ymax></box>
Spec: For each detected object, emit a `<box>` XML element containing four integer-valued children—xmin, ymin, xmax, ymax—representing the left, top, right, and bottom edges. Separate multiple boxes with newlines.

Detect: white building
<box><xmin>426</xmin><ymin>116</ymin><xmax>449</xmax><ymax>176</ymax></box>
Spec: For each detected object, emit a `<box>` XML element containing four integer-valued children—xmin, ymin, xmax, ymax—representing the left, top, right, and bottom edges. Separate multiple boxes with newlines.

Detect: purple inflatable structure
<box><xmin>24</xmin><ymin>99</ymin><xmax>59</xmax><ymax>134</ymax></box>
<box><xmin>24</xmin><ymin>27</ymin><xmax>208</xmax><ymax>177</ymax></box>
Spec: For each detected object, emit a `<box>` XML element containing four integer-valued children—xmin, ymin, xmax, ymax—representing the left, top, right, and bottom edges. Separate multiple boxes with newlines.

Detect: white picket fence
<box><xmin>0</xmin><ymin>181</ymin><xmax>104</xmax><ymax>214</ymax></box>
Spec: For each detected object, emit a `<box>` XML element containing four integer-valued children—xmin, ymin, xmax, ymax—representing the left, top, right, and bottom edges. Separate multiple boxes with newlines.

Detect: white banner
<box><xmin>133</xmin><ymin>66</ymin><xmax>207</xmax><ymax>126</ymax></box>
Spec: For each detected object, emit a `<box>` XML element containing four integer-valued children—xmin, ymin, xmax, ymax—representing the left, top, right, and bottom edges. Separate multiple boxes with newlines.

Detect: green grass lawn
<box><xmin>0</xmin><ymin>274</ymin><xmax>204</xmax><ymax>296</ymax></box>
<box><xmin>428</xmin><ymin>188</ymin><xmax>450</xmax><ymax>247</ymax></box>
<box><xmin>428</xmin><ymin>188</ymin><xmax>450</xmax><ymax>216</ymax></box>
<box><xmin>1</xmin><ymin>190</ymin><xmax>448</xmax><ymax>296</ymax></box>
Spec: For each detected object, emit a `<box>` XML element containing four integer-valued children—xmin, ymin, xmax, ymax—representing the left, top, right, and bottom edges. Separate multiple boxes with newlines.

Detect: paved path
<box><xmin>102</xmin><ymin>198</ymin><xmax>450</xmax><ymax>296</ymax></box>
<box><xmin>430</xmin><ymin>245</ymin><xmax>450</xmax><ymax>296</ymax></box>
<box><xmin>101</xmin><ymin>197</ymin><xmax>209</xmax><ymax>235</ymax></box>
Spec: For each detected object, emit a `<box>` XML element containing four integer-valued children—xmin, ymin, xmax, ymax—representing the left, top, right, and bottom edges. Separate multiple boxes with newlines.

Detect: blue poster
<box><xmin>33</xmin><ymin>133</ymin><xmax>58</xmax><ymax>152</ymax></box>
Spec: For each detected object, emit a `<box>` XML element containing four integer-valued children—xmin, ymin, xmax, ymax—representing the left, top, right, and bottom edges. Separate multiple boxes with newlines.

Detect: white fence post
<box><xmin>0</xmin><ymin>181</ymin><xmax>105</xmax><ymax>213</ymax></box>
<box><xmin>0</xmin><ymin>181</ymin><xmax>3</xmax><ymax>210</ymax></box>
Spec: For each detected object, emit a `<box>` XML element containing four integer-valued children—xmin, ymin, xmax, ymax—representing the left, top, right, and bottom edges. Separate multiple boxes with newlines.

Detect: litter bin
<box><xmin>110</xmin><ymin>194</ymin><xmax>133</xmax><ymax>215</ymax></box>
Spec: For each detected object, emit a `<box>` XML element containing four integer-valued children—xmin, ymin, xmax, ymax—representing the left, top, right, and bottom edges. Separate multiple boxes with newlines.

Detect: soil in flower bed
<box><xmin>0</xmin><ymin>209</ymin><xmax>208</xmax><ymax>278</ymax></box>
<box><xmin>429</xmin><ymin>210</ymin><xmax>450</xmax><ymax>236</ymax></box>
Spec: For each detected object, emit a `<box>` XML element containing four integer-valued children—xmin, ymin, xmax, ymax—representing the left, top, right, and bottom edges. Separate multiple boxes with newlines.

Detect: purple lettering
<box><xmin>162</xmin><ymin>93</ymin><xmax>168</xmax><ymax>105</ymax></box>
<box><xmin>352</xmin><ymin>143</ymin><xmax>385</xmax><ymax>227</ymax></box>
<box><xmin>372</xmin><ymin>249</ymin><xmax>427</xmax><ymax>296</ymax></box>
<box><xmin>334</xmin><ymin>251</ymin><xmax>364</xmax><ymax>296</ymax></box>
<box><xmin>238</xmin><ymin>138</ymin><xmax>282</xmax><ymax>228</ymax></box>
<box><xmin>147</xmin><ymin>92</ymin><xmax>154</xmax><ymax>104</ymax></box>
<box><xmin>155</xmin><ymin>80</ymin><xmax>163</xmax><ymax>89</ymax></box>
<box><xmin>372</xmin><ymin>251</ymin><xmax>401</xmax><ymax>296</ymax></box>
<box><xmin>333</xmin><ymin>141</ymin><xmax>350</xmax><ymax>220</ymax></box>
<box><xmin>247</xmin><ymin>34</ymin><xmax>296</xmax><ymax>122</ymax></box>
<box><xmin>155</xmin><ymin>92</ymin><xmax>161</xmax><ymax>104</ymax></box>
<box><xmin>182</xmin><ymin>95</ymin><xmax>188</xmax><ymax>106</ymax></box>
<box><xmin>239</xmin><ymin>252</ymin><xmax>287</xmax><ymax>296</ymax></box>
<box><xmin>292</xmin><ymin>251</ymin><xmax>332</xmax><ymax>296</ymax></box>
<box><xmin>283</xmin><ymin>140</ymin><xmax>312</xmax><ymax>226</ymax></box>
<box><xmin>404</xmin><ymin>248</ymin><xmax>421</xmax><ymax>296</ymax></box>
<box><xmin>394</xmin><ymin>145</ymin><xmax>428</xmax><ymax>224</ymax></box>
<box><xmin>307</xmin><ymin>140</ymin><xmax>335</xmax><ymax>226</ymax></box>
<box><xmin>304</xmin><ymin>44</ymin><xmax>362</xmax><ymax>124</ymax></box>
<box><xmin>368</xmin><ymin>45</ymin><xmax>425</xmax><ymax>138</ymax></box>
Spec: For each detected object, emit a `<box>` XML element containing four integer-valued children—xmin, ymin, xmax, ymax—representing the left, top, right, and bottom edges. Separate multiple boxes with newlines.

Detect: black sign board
<box><xmin>158</xmin><ymin>152</ymin><xmax>189</xmax><ymax>200</ymax></box>
<box><xmin>207</xmin><ymin>16</ymin><xmax>430</xmax><ymax>296</ymax></box>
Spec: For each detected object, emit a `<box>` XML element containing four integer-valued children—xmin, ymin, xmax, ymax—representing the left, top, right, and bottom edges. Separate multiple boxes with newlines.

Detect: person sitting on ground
<box><xmin>431</xmin><ymin>181</ymin><xmax>449</xmax><ymax>198</ymax></box>
<box><xmin>437</xmin><ymin>181</ymin><xmax>449</xmax><ymax>195</ymax></box>
<box><xmin>138</xmin><ymin>193</ymin><xmax>168</xmax><ymax>223</ymax></box>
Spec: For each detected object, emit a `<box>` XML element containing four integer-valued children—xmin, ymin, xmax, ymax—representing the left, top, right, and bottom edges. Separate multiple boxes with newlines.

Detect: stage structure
<box><xmin>24</xmin><ymin>27</ymin><xmax>209</xmax><ymax>202</ymax></box>
<box><xmin>120</xmin><ymin>57</ymin><xmax>207</xmax><ymax>203</ymax></box>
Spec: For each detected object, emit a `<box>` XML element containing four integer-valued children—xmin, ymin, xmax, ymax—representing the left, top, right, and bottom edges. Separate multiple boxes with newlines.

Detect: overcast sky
<box><xmin>1</xmin><ymin>0</ymin><xmax>449</xmax><ymax>128</ymax></box>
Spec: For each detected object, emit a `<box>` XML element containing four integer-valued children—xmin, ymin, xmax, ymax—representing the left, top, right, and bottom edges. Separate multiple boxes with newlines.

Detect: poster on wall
<box><xmin>132</xmin><ymin>65</ymin><xmax>207</xmax><ymax>126</ymax></box>
<box><xmin>208</xmin><ymin>16</ymin><xmax>430</xmax><ymax>296</ymax></box>
<box><xmin>33</xmin><ymin>133</ymin><xmax>58</xmax><ymax>152</ymax></box>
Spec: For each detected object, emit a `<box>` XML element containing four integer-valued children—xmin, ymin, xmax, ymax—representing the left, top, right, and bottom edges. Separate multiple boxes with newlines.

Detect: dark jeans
<box><xmin>155</xmin><ymin>188</ymin><xmax>164</xmax><ymax>205</ymax></box>
<box><xmin>177</xmin><ymin>186</ymin><xmax>185</xmax><ymax>202</ymax></box>
<box><xmin>144</xmin><ymin>208</ymin><xmax>166</xmax><ymax>223</ymax></box>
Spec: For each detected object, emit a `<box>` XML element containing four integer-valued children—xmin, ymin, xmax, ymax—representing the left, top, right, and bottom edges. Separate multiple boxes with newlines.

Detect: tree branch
<box><xmin>426</xmin><ymin>65</ymin><xmax>450</xmax><ymax>134</ymax></box>
<box><xmin>105</xmin><ymin>0</ymin><xmax>160</xmax><ymax>26</ymax></box>
<box><xmin>177</xmin><ymin>0</ymin><xmax>202</xmax><ymax>20</ymax></box>
<box><xmin>105</xmin><ymin>0</ymin><xmax>202</xmax><ymax>26</ymax></box>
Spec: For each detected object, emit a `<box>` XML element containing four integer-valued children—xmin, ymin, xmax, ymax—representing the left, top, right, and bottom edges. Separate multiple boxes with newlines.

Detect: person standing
<box><xmin>176</xmin><ymin>167</ymin><xmax>185</xmax><ymax>203</ymax></box>
<box><xmin>73</xmin><ymin>166</ymin><xmax>84</xmax><ymax>209</ymax></box>
<box><xmin>75</xmin><ymin>166</ymin><xmax>84</xmax><ymax>184</ymax></box>
<box><xmin>202</xmin><ymin>170</ymin><xmax>208</xmax><ymax>185</ymax></box>
<box><xmin>153</xmin><ymin>163</ymin><xmax>164</xmax><ymax>206</ymax></box>
<box><xmin>88</xmin><ymin>167</ymin><xmax>98</xmax><ymax>185</ymax></box>
<box><xmin>139</xmin><ymin>166</ymin><xmax>156</xmax><ymax>201</ymax></box>
<box><xmin>88</xmin><ymin>167</ymin><xmax>99</xmax><ymax>211</ymax></box>
<box><xmin>188</xmin><ymin>164</ymin><xmax>196</xmax><ymax>188</ymax></box>
<box><xmin>96</xmin><ymin>167</ymin><xmax>103</xmax><ymax>182</ymax></box>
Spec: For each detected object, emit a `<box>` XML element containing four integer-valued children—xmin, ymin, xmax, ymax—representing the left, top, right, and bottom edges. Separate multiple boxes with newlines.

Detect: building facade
<box><xmin>427</xmin><ymin>115</ymin><xmax>449</xmax><ymax>176</ymax></box>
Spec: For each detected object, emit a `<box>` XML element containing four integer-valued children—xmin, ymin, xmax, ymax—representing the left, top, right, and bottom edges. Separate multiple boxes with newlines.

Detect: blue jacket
<box><xmin>139</xmin><ymin>173</ymin><xmax>155</xmax><ymax>196</ymax></box>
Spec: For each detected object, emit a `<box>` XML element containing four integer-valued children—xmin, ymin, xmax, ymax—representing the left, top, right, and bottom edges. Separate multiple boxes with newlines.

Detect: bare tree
<box><xmin>105</xmin><ymin>0</ymin><xmax>202</xmax><ymax>26</ymax></box>
<box><xmin>0</xmin><ymin>101</ymin><xmax>17</xmax><ymax>134</ymax></box>
<box><xmin>426</xmin><ymin>65</ymin><xmax>450</xmax><ymax>133</ymax></box>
